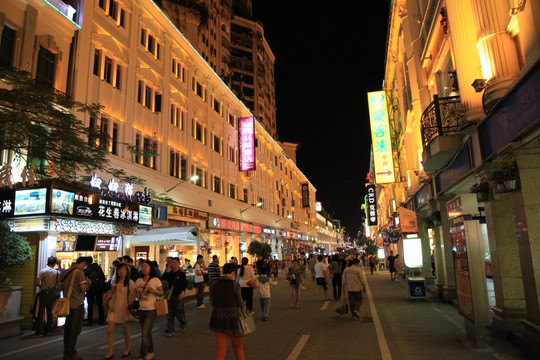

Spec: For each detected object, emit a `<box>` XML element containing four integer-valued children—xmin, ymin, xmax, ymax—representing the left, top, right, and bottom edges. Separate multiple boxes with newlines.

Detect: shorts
<box><xmin>389</xmin><ymin>266</ymin><xmax>396</xmax><ymax>273</ymax></box>
<box><xmin>316</xmin><ymin>277</ymin><xmax>328</xmax><ymax>290</ymax></box>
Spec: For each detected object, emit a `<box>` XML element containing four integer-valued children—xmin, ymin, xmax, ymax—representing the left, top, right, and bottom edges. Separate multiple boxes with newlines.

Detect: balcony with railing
<box><xmin>421</xmin><ymin>95</ymin><xmax>465</xmax><ymax>171</ymax></box>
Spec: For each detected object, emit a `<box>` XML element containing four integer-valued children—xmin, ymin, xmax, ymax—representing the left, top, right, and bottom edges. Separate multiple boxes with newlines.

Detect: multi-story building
<box><xmin>373</xmin><ymin>0</ymin><xmax>540</xmax><ymax>354</ymax></box>
<box><xmin>0</xmin><ymin>0</ymin><xmax>317</xmax><ymax>330</ymax></box>
<box><xmin>157</xmin><ymin>0</ymin><xmax>278</xmax><ymax>137</ymax></box>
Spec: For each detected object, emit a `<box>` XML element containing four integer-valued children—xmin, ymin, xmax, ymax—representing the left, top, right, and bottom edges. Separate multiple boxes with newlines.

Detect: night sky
<box><xmin>252</xmin><ymin>2</ymin><xmax>391</xmax><ymax>237</ymax></box>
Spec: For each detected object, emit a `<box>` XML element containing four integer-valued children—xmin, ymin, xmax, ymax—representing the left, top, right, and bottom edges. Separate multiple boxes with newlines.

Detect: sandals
<box><xmin>166</xmin><ymin>332</ymin><xmax>175</xmax><ymax>337</ymax></box>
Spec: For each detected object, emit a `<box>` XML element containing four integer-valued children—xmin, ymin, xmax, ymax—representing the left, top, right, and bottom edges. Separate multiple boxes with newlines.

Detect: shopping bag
<box><xmin>335</xmin><ymin>302</ymin><xmax>349</xmax><ymax>315</ymax></box>
<box><xmin>155</xmin><ymin>298</ymin><xmax>168</xmax><ymax>316</ymax></box>
<box><xmin>52</xmin><ymin>297</ymin><xmax>71</xmax><ymax>318</ymax></box>
<box><xmin>236</xmin><ymin>312</ymin><xmax>256</xmax><ymax>337</ymax></box>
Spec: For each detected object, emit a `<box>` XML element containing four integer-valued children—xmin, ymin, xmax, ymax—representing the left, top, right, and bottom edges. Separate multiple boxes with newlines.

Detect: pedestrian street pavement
<box><xmin>0</xmin><ymin>266</ymin><xmax>531</xmax><ymax>360</ymax></box>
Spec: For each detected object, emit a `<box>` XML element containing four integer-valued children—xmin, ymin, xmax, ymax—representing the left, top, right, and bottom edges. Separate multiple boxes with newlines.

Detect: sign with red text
<box><xmin>239</xmin><ymin>116</ymin><xmax>256</xmax><ymax>171</ymax></box>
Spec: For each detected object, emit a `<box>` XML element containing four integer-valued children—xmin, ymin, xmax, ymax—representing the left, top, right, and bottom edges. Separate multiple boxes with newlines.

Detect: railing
<box><xmin>421</xmin><ymin>95</ymin><xmax>464</xmax><ymax>147</ymax></box>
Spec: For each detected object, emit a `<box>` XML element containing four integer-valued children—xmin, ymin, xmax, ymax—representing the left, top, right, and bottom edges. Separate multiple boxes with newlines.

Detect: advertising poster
<box><xmin>139</xmin><ymin>205</ymin><xmax>153</xmax><ymax>225</ymax></box>
<box><xmin>56</xmin><ymin>234</ymin><xmax>76</xmax><ymax>252</ymax></box>
<box><xmin>51</xmin><ymin>188</ymin><xmax>75</xmax><ymax>215</ymax></box>
<box><xmin>451</xmin><ymin>222</ymin><xmax>475</xmax><ymax>322</ymax></box>
<box><xmin>14</xmin><ymin>188</ymin><xmax>47</xmax><ymax>216</ymax></box>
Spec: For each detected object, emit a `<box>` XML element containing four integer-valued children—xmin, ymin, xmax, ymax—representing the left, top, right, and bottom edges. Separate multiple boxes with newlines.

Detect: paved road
<box><xmin>0</xmin><ymin>267</ymin><xmax>530</xmax><ymax>360</ymax></box>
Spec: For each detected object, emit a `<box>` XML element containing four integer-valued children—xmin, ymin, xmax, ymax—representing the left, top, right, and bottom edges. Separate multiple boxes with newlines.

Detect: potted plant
<box><xmin>489</xmin><ymin>159</ymin><xmax>520</xmax><ymax>192</ymax></box>
<box><xmin>471</xmin><ymin>178</ymin><xmax>489</xmax><ymax>202</ymax></box>
<box><xmin>0</xmin><ymin>222</ymin><xmax>33</xmax><ymax>338</ymax></box>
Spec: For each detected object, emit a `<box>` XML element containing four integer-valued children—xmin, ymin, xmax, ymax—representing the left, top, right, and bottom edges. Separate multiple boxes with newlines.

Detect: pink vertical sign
<box><xmin>239</xmin><ymin>116</ymin><xmax>256</xmax><ymax>171</ymax></box>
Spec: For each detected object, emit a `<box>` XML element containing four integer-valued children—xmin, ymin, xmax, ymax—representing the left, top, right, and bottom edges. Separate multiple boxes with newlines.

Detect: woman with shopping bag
<box><xmin>135</xmin><ymin>261</ymin><xmax>164</xmax><ymax>360</ymax></box>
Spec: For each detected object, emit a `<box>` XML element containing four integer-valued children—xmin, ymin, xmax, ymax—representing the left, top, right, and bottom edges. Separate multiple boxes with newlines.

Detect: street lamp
<box><xmin>275</xmin><ymin>215</ymin><xmax>292</xmax><ymax>224</ymax></box>
<box><xmin>166</xmin><ymin>174</ymin><xmax>200</xmax><ymax>193</ymax></box>
<box><xmin>240</xmin><ymin>202</ymin><xmax>263</xmax><ymax>214</ymax></box>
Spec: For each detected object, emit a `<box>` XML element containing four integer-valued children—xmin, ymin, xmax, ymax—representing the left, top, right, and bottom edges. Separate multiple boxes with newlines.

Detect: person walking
<box><xmin>257</xmin><ymin>266</ymin><xmax>277</xmax><ymax>320</ymax></box>
<box><xmin>308</xmin><ymin>254</ymin><xmax>317</xmax><ymax>281</ymax></box>
<box><xmin>369</xmin><ymin>255</ymin><xmax>376</xmax><ymax>275</ymax></box>
<box><xmin>161</xmin><ymin>257</ymin><xmax>187</xmax><ymax>337</ymax></box>
<box><xmin>104</xmin><ymin>263</ymin><xmax>136</xmax><ymax>360</ymax></box>
<box><xmin>386</xmin><ymin>251</ymin><xmax>397</xmax><ymax>281</ymax></box>
<box><xmin>59</xmin><ymin>256</ymin><xmax>89</xmax><ymax>360</ymax></box>
<box><xmin>84</xmin><ymin>256</ymin><xmax>106</xmax><ymax>326</ymax></box>
<box><xmin>208</xmin><ymin>255</ymin><xmax>221</xmax><ymax>288</ymax></box>
<box><xmin>287</xmin><ymin>260</ymin><xmax>303</xmax><ymax>309</ymax></box>
<box><xmin>271</xmin><ymin>256</ymin><xmax>279</xmax><ymax>278</ymax></box>
<box><xmin>330</xmin><ymin>255</ymin><xmax>343</xmax><ymax>300</ymax></box>
<box><xmin>34</xmin><ymin>256</ymin><xmax>60</xmax><ymax>337</ymax></box>
<box><xmin>314</xmin><ymin>255</ymin><xmax>329</xmax><ymax>301</ymax></box>
<box><xmin>342</xmin><ymin>258</ymin><xmax>366</xmax><ymax>320</ymax></box>
<box><xmin>194</xmin><ymin>254</ymin><xmax>207</xmax><ymax>309</ymax></box>
<box><xmin>135</xmin><ymin>261</ymin><xmax>163</xmax><ymax>360</ymax></box>
<box><xmin>237</xmin><ymin>257</ymin><xmax>256</xmax><ymax>314</ymax></box>
<box><xmin>209</xmin><ymin>263</ymin><xmax>245</xmax><ymax>360</ymax></box>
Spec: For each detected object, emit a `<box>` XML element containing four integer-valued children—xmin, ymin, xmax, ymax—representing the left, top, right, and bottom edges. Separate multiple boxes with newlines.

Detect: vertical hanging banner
<box><xmin>367</xmin><ymin>91</ymin><xmax>395</xmax><ymax>184</ymax></box>
<box><xmin>301</xmin><ymin>183</ymin><xmax>310</xmax><ymax>208</ymax></box>
<box><xmin>366</xmin><ymin>185</ymin><xmax>377</xmax><ymax>226</ymax></box>
<box><xmin>239</xmin><ymin>116</ymin><xmax>256</xmax><ymax>171</ymax></box>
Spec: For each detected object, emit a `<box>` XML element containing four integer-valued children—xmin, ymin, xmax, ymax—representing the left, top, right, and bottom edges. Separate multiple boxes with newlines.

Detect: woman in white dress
<box><xmin>105</xmin><ymin>263</ymin><xmax>136</xmax><ymax>359</ymax></box>
<box><xmin>135</xmin><ymin>261</ymin><xmax>163</xmax><ymax>360</ymax></box>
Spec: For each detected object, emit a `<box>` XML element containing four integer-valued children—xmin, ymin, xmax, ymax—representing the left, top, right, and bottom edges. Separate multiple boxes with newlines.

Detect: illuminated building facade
<box><xmin>375</xmin><ymin>0</ymin><xmax>540</xmax><ymax>353</ymax></box>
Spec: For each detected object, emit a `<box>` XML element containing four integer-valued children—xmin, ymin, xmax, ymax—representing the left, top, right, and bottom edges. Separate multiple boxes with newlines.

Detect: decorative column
<box><xmin>483</xmin><ymin>187</ymin><xmax>526</xmax><ymax>336</ymax></box>
<box><xmin>436</xmin><ymin>198</ymin><xmax>457</xmax><ymax>302</ymax></box>
<box><xmin>470</xmin><ymin>0</ymin><xmax>521</xmax><ymax>111</ymax></box>
<box><xmin>445</xmin><ymin>0</ymin><xmax>484</xmax><ymax>122</ymax></box>
<box><xmin>513</xmin><ymin>144</ymin><xmax>540</xmax><ymax>355</ymax></box>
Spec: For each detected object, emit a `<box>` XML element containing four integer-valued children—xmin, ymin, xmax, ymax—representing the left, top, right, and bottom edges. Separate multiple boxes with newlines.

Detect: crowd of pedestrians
<box><xmin>32</xmin><ymin>251</ymin><xmax>378</xmax><ymax>360</ymax></box>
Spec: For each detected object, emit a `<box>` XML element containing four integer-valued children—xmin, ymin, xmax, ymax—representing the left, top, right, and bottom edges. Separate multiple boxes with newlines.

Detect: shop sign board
<box><xmin>367</xmin><ymin>91</ymin><xmax>395</xmax><ymax>184</ymax></box>
<box><xmin>239</xmin><ymin>116</ymin><xmax>256</xmax><ymax>171</ymax></box>
<box><xmin>210</xmin><ymin>216</ymin><xmax>262</xmax><ymax>234</ymax></box>
<box><xmin>398</xmin><ymin>207</ymin><xmax>418</xmax><ymax>233</ymax></box>
<box><xmin>366</xmin><ymin>185</ymin><xmax>377</xmax><ymax>226</ymax></box>
<box><xmin>301</xmin><ymin>183</ymin><xmax>310</xmax><ymax>208</ymax></box>
<box><xmin>167</xmin><ymin>205</ymin><xmax>208</xmax><ymax>220</ymax></box>
<box><xmin>446</xmin><ymin>194</ymin><xmax>477</xmax><ymax>219</ymax></box>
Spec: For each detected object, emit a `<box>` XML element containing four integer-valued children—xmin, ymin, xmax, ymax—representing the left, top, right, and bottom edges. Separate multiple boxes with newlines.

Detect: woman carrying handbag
<box><xmin>135</xmin><ymin>261</ymin><xmax>163</xmax><ymax>360</ymax></box>
<box><xmin>237</xmin><ymin>257</ymin><xmax>257</xmax><ymax>314</ymax></box>
<box><xmin>104</xmin><ymin>264</ymin><xmax>136</xmax><ymax>359</ymax></box>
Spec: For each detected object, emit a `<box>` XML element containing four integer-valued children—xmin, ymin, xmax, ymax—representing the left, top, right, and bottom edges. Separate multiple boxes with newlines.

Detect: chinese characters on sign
<box><xmin>367</xmin><ymin>91</ymin><xmax>395</xmax><ymax>184</ymax></box>
<box><xmin>301</xmin><ymin>183</ymin><xmax>310</xmax><ymax>208</ymax></box>
<box><xmin>366</xmin><ymin>185</ymin><xmax>378</xmax><ymax>226</ymax></box>
<box><xmin>239</xmin><ymin>116</ymin><xmax>256</xmax><ymax>171</ymax></box>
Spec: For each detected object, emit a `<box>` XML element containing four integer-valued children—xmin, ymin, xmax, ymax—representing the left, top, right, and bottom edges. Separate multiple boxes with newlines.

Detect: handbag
<box><xmin>52</xmin><ymin>269</ymin><xmax>79</xmax><ymax>318</ymax></box>
<box><xmin>247</xmin><ymin>280</ymin><xmax>257</xmax><ymax>289</ymax></box>
<box><xmin>127</xmin><ymin>284</ymin><xmax>139</xmax><ymax>319</ymax></box>
<box><xmin>155</xmin><ymin>297</ymin><xmax>168</xmax><ymax>316</ymax></box>
<box><xmin>236</xmin><ymin>311</ymin><xmax>256</xmax><ymax>337</ymax></box>
<box><xmin>39</xmin><ymin>270</ymin><xmax>60</xmax><ymax>304</ymax></box>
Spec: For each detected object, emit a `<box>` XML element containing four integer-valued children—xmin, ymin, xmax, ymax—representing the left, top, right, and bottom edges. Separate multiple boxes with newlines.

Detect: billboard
<box><xmin>366</xmin><ymin>185</ymin><xmax>377</xmax><ymax>226</ymax></box>
<box><xmin>14</xmin><ymin>188</ymin><xmax>47</xmax><ymax>216</ymax></box>
<box><xmin>367</xmin><ymin>91</ymin><xmax>395</xmax><ymax>184</ymax></box>
<box><xmin>239</xmin><ymin>116</ymin><xmax>256</xmax><ymax>171</ymax></box>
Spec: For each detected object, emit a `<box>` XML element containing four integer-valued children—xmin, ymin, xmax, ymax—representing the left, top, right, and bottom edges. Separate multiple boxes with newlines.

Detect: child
<box><xmin>257</xmin><ymin>267</ymin><xmax>277</xmax><ymax>321</ymax></box>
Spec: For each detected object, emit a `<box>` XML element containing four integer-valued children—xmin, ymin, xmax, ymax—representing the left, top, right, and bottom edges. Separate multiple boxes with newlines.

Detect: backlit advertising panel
<box><xmin>14</xmin><ymin>188</ymin><xmax>47</xmax><ymax>216</ymax></box>
<box><xmin>239</xmin><ymin>116</ymin><xmax>256</xmax><ymax>171</ymax></box>
<box><xmin>367</xmin><ymin>91</ymin><xmax>395</xmax><ymax>184</ymax></box>
<box><xmin>51</xmin><ymin>188</ymin><xmax>75</xmax><ymax>215</ymax></box>
<box><xmin>366</xmin><ymin>185</ymin><xmax>377</xmax><ymax>226</ymax></box>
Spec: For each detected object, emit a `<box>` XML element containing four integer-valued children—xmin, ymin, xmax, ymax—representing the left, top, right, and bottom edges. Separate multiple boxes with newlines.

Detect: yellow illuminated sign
<box><xmin>368</xmin><ymin>91</ymin><xmax>395</xmax><ymax>184</ymax></box>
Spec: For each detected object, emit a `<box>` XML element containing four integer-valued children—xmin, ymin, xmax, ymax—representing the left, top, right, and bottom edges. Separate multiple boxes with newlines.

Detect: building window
<box><xmin>140</xmin><ymin>26</ymin><xmax>161</xmax><ymax>60</ymax></box>
<box><xmin>192</xmin><ymin>166</ymin><xmax>206</xmax><ymax>188</ymax></box>
<box><xmin>228</xmin><ymin>113</ymin><xmax>236</xmax><ymax>128</ymax></box>
<box><xmin>99</xmin><ymin>118</ymin><xmax>109</xmax><ymax>150</ymax></box>
<box><xmin>99</xmin><ymin>0</ymin><xmax>126</xmax><ymax>28</ymax></box>
<box><xmin>212</xmin><ymin>96</ymin><xmax>222</xmax><ymax>115</ymax></box>
<box><xmin>192</xmin><ymin>119</ymin><xmax>206</xmax><ymax>143</ymax></box>
<box><xmin>111</xmin><ymin>123</ymin><xmax>118</xmax><ymax>155</ymax></box>
<box><xmin>103</xmin><ymin>56</ymin><xmax>113</xmax><ymax>84</ymax></box>
<box><xmin>170</xmin><ymin>104</ymin><xmax>184</xmax><ymax>129</ymax></box>
<box><xmin>212</xmin><ymin>135</ymin><xmax>222</xmax><ymax>155</ymax></box>
<box><xmin>145</xmin><ymin>85</ymin><xmax>152</xmax><ymax>109</ymax></box>
<box><xmin>192</xmin><ymin>78</ymin><xmax>206</xmax><ymax>101</ymax></box>
<box><xmin>36</xmin><ymin>47</ymin><xmax>56</xmax><ymax>88</ymax></box>
<box><xmin>115</xmin><ymin>64</ymin><xmax>122</xmax><ymax>90</ymax></box>
<box><xmin>169</xmin><ymin>150</ymin><xmax>180</xmax><ymax>178</ymax></box>
<box><xmin>93</xmin><ymin>49</ymin><xmax>101</xmax><ymax>76</ymax></box>
<box><xmin>242</xmin><ymin>188</ymin><xmax>248</xmax><ymax>203</ymax></box>
<box><xmin>228</xmin><ymin>145</ymin><xmax>236</xmax><ymax>164</ymax></box>
<box><xmin>171</xmin><ymin>58</ymin><xmax>185</xmax><ymax>82</ymax></box>
<box><xmin>94</xmin><ymin>49</ymin><xmax>122</xmax><ymax>90</ymax></box>
<box><xmin>213</xmin><ymin>176</ymin><xmax>221</xmax><ymax>194</ymax></box>
<box><xmin>229</xmin><ymin>183</ymin><xmax>236</xmax><ymax>199</ymax></box>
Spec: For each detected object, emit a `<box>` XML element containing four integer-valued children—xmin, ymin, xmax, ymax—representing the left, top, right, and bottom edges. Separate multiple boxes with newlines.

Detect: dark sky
<box><xmin>252</xmin><ymin>2</ymin><xmax>391</xmax><ymax>237</ymax></box>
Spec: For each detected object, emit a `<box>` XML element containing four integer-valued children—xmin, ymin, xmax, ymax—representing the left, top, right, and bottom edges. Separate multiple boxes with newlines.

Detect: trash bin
<box><xmin>407</xmin><ymin>277</ymin><xmax>426</xmax><ymax>300</ymax></box>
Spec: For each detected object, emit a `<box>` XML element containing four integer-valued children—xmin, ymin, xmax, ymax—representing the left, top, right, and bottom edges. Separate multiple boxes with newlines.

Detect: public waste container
<box><xmin>407</xmin><ymin>277</ymin><xmax>426</xmax><ymax>300</ymax></box>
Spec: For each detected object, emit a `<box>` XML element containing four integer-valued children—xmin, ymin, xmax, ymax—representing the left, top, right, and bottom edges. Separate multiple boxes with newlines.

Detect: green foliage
<box><xmin>0</xmin><ymin>67</ymin><xmax>110</xmax><ymax>182</ymax></box>
<box><xmin>247</xmin><ymin>241</ymin><xmax>271</xmax><ymax>259</ymax></box>
<box><xmin>356</xmin><ymin>236</ymin><xmax>377</xmax><ymax>255</ymax></box>
<box><xmin>0</xmin><ymin>223</ymin><xmax>33</xmax><ymax>285</ymax></box>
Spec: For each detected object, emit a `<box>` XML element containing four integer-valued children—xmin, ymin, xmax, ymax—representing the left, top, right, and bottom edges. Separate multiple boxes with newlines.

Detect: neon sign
<box><xmin>239</xmin><ymin>116</ymin><xmax>256</xmax><ymax>171</ymax></box>
<box><xmin>368</xmin><ymin>91</ymin><xmax>395</xmax><ymax>184</ymax></box>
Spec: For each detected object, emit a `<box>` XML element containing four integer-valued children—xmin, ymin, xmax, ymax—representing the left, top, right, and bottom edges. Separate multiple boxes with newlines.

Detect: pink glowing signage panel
<box><xmin>239</xmin><ymin>116</ymin><xmax>256</xmax><ymax>171</ymax></box>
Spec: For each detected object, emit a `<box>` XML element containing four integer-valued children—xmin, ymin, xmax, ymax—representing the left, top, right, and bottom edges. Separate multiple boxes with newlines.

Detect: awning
<box><xmin>130</xmin><ymin>225</ymin><xmax>199</xmax><ymax>246</ymax></box>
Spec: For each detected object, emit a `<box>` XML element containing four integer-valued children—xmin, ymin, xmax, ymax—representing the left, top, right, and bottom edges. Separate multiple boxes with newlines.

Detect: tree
<box><xmin>356</xmin><ymin>235</ymin><xmax>377</xmax><ymax>255</ymax></box>
<box><xmin>247</xmin><ymin>241</ymin><xmax>271</xmax><ymax>259</ymax></box>
<box><xmin>0</xmin><ymin>223</ymin><xmax>33</xmax><ymax>285</ymax></box>
<box><xmin>0</xmin><ymin>67</ymin><xmax>115</xmax><ymax>183</ymax></box>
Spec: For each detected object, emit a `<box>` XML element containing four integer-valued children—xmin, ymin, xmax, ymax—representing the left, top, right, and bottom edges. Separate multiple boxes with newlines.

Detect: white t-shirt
<box><xmin>314</xmin><ymin>262</ymin><xmax>327</xmax><ymax>279</ymax></box>
<box><xmin>194</xmin><ymin>263</ymin><xmax>204</xmax><ymax>283</ymax></box>
<box><xmin>135</xmin><ymin>277</ymin><xmax>162</xmax><ymax>310</ymax></box>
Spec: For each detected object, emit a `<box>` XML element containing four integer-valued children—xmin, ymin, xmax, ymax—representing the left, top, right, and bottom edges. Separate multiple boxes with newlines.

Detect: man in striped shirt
<box><xmin>208</xmin><ymin>255</ymin><xmax>221</xmax><ymax>289</ymax></box>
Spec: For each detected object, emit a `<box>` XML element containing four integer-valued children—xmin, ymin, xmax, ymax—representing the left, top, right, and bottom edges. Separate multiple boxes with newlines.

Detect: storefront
<box><xmin>208</xmin><ymin>216</ymin><xmax>266</xmax><ymax>262</ymax></box>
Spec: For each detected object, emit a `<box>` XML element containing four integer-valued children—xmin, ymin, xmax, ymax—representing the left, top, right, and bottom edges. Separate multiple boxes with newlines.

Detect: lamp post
<box><xmin>240</xmin><ymin>202</ymin><xmax>263</xmax><ymax>214</ymax></box>
<box><xmin>166</xmin><ymin>174</ymin><xmax>200</xmax><ymax>193</ymax></box>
